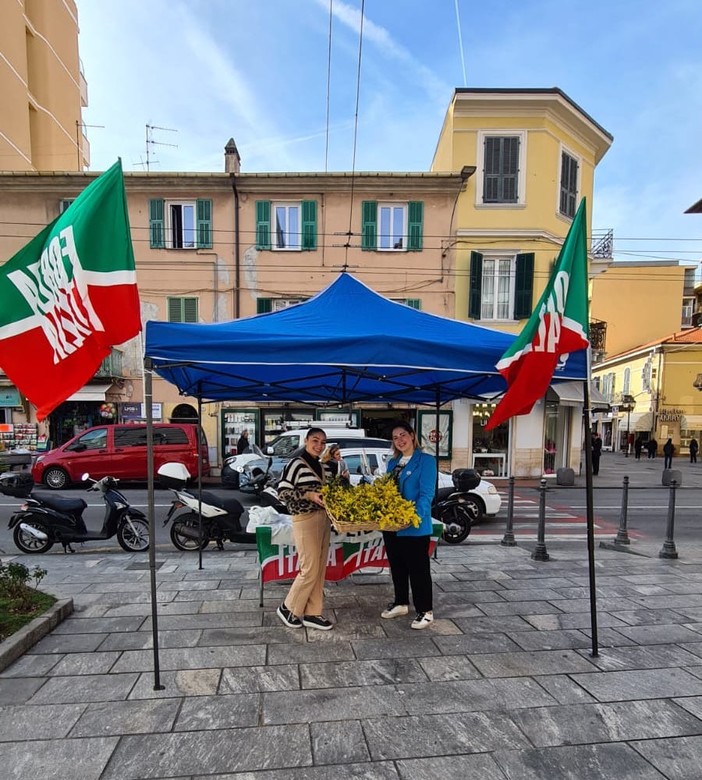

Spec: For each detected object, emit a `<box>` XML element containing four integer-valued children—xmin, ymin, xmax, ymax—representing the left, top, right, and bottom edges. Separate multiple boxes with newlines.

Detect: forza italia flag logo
<box><xmin>0</xmin><ymin>160</ymin><xmax>141</xmax><ymax>420</ymax></box>
<box><xmin>485</xmin><ymin>198</ymin><xmax>590</xmax><ymax>431</ymax></box>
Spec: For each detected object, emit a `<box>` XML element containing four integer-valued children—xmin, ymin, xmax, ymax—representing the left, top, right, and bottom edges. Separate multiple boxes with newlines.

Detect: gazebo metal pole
<box><xmin>144</xmin><ymin>358</ymin><xmax>164</xmax><ymax>690</ymax></box>
<box><xmin>197</xmin><ymin>392</ymin><xmax>204</xmax><ymax>571</ymax></box>
<box><xmin>583</xmin><ymin>375</ymin><xmax>599</xmax><ymax>657</ymax></box>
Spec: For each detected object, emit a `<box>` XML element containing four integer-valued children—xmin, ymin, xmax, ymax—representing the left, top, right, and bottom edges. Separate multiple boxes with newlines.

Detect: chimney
<box><xmin>224</xmin><ymin>138</ymin><xmax>241</xmax><ymax>174</ymax></box>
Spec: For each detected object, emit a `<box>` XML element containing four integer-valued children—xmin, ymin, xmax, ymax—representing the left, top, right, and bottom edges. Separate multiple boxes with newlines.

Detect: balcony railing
<box><xmin>95</xmin><ymin>348</ymin><xmax>124</xmax><ymax>378</ymax></box>
<box><xmin>590</xmin><ymin>318</ymin><xmax>607</xmax><ymax>353</ymax></box>
<box><xmin>591</xmin><ymin>230</ymin><xmax>613</xmax><ymax>260</ymax></box>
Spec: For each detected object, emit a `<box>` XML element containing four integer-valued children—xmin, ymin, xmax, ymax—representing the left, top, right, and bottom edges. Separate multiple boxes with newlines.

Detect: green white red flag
<box><xmin>485</xmin><ymin>198</ymin><xmax>590</xmax><ymax>431</ymax></box>
<box><xmin>0</xmin><ymin>160</ymin><xmax>141</xmax><ymax>421</ymax></box>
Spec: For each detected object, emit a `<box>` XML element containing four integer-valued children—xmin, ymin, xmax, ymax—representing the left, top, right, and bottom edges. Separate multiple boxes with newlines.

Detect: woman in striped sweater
<box><xmin>276</xmin><ymin>427</ymin><xmax>334</xmax><ymax>631</ymax></box>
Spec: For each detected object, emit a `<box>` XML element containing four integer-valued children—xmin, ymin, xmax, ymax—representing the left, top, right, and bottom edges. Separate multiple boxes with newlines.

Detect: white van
<box><xmin>265</xmin><ymin>428</ymin><xmax>370</xmax><ymax>459</ymax></box>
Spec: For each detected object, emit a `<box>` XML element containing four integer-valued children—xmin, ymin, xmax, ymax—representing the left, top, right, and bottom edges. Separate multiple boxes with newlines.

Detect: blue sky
<box><xmin>77</xmin><ymin>0</ymin><xmax>702</xmax><ymax>264</ymax></box>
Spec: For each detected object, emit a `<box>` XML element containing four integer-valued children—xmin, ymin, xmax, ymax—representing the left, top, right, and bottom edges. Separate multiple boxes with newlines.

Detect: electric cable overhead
<box><xmin>324</xmin><ymin>0</ymin><xmax>334</xmax><ymax>173</ymax></box>
<box><xmin>343</xmin><ymin>0</ymin><xmax>366</xmax><ymax>271</ymax></box>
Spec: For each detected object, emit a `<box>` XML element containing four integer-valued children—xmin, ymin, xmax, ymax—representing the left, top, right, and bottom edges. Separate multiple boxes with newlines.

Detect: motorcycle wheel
<box><xmin>441</xmin><ymin>504</ymin><xmax>475</xmax><ymax>545</ymax></box>
<box><xmin>13</xmin><ymin>519</ymin><xmax>54</xmax><ymax>554</ymax></box>
<box><xmin>170</xmin><ymin>512</ymin><xmax>210</xmax><ymax>551</ymax></box>
<box><xmin>117</xmin><ymin>515</ymin><xmax>150</xmax><ymax>552</ymax></box>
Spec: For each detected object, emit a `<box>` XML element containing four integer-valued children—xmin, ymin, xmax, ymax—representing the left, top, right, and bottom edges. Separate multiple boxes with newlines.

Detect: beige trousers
<box><xmin>285</xmin><ymin>509</ymin><xmax>331</xmax><ymax>618</ymax></box>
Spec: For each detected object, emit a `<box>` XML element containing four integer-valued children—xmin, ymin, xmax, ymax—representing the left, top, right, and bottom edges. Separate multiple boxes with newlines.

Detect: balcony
<box><xmin>94</xmin><ymin>348</ymin><xmax>124</xmax><ymax>379</ymax></box>
<box><xmin>590</xmin><ymin>318</ymin><xmax>607</xmax><ymax>362</ymax></box>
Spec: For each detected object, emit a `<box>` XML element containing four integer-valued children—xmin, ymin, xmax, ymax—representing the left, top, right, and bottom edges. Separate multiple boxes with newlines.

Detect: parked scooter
<box><xmin>432</xmin><ymin>469</ymin><xmax>482</xmax><ymax>545</ymax></box>
<box><xmin>2</xmin><ymin>471</ymin><xmax>149</xmax><ymax>554</ymax></box>
<box><xmin>158</xmin><ymin>462</ymin><xmax>256</xmax><ymax>550</ymax></box>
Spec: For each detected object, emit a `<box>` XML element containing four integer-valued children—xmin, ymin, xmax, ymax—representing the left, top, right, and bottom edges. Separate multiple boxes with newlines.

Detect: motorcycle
<box><xmin>3</xmin><ymin>471</ymin><xmax>149</xmax><ymax>554</ymax></box>
<box><xmin>238</xmin><ymin>455</ymin><xmax>276</xmax><ymax>495</ymax></box>
<box><xmin>432</xmin><ymin>468</ymin><xmax>482</xmax><ymax>545</ymax></box>
<box><xmin>158</xmin><ymin>462</ymin><xmax>256</xmax><ymax>550</ymax></box>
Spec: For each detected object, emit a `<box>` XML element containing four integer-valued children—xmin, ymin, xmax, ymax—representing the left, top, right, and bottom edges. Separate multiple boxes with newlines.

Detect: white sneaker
<box><xmin>411</xmin><ymin>611</ymin><xmax>434</xmax><ymax>630</ymax></box>
<box><xmin>381</xmin><ymin>602</ymin><xmax>409</xmax><ymax>619</ymax></box>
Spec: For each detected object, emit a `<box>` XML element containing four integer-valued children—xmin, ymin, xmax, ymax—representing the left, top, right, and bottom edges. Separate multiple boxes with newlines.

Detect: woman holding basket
<box><xmin>276</xmin><ymin>427</ymin><xmax>334</xmax><ymax>631</ymax></box>
<box><xmin>381</xmin><ymin>421</ymin><xmax>437</xmax><ymax>629</ymax></box>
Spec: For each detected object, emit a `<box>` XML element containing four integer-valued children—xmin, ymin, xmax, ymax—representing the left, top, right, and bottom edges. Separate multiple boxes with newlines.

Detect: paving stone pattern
<box><xmin>2</xmin><ymin>543</ymin><xmax>702</xmax><ymax>778</ymax></box>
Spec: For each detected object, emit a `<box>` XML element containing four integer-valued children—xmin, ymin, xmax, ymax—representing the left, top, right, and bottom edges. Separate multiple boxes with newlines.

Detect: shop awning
<box><xmin>65</xmin><ymin>384</ymin><xmax>113</xmax><ymax>403</ymax></box>
<box><xmin>0</xmin><ymin>387</ymin><xmax>20</xmax><ymax>407</ymax></box>
<box><xmin>627</xmin><ymin>411</ymin><xmax>653</xmax><ymax>432</ymax></box>
<box><xmin>681</xmin><ymin>415</ymin><xmax>702</xmax><ymax>431</ymax></box>
<box><xmin>550</xmin><ymin>381</ymin><xmax>610</xmax><ymax>410</ymax></box>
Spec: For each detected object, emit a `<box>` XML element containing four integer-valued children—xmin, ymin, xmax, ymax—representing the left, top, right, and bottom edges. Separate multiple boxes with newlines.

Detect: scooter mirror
<box><xmin>81</xmin><ymin>473</ymin><xmax>90</xmax><ymax>481</ymax></box>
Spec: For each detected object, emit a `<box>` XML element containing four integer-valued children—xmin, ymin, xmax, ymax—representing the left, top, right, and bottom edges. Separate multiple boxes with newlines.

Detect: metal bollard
<box><xmin>614</xmin><ymin>475</ymin><xmax>631</xmax><ymax>545</ymax></box>
<box><xmin>531</xmin><ymin>478</ymin><xmax>550</xmax><ymax>561</ymax></box>
<box><xmin>501</xmin><ymin>476</ymin><xmax>517</xmax><ymax>546</ymax></box>
<box><xmin>659</xmin><ymin>479</ymin><xmax>679</xmax><ymax>559</ymax></box>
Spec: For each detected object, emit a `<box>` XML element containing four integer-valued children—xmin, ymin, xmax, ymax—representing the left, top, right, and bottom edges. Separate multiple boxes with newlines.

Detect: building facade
<box><xmin>0</xmin><ymin>0</ymin><xmax>88</xmax><ymax>171</ymax></box>
<box><xmin>431</xmin><ymin>88</ymin><xmax>613</xmax><ymax>476</ymax></box>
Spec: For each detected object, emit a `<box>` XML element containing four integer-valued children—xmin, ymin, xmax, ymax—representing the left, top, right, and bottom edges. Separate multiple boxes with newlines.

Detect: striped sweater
<box><xmin>277</xmin><ymin>455</ymin><xmax>332</xmax><ymax>515</ymax></box>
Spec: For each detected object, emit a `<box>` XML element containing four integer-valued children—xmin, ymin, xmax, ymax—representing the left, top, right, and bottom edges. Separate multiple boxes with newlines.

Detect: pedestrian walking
<box><xmin>634</xmin><ymin>436</ymin><xmax>644</xmax><ymax>460</ymax></box>
<box><xmin>647</xmin><ymin>438</ymin><xmax>658</xmax><ymax>459</ymax></box>
<box><xmin>690</xmin><ymin>437</ymin><xmax>699</xmax><ymax>464</ymax></box>
<box><xmin>236</xmin><ymin>429</ymin><xmax>250</xmax><ymax>455</ymax></box>
<box><xmin>663</xmin><ymin>438</ymin><xmax>674</xmax><ymax>469</ymax></box>
<box><xmin>591</xmin><ymin>432</ymin><xmax>602</xmax><ymax>475</ymax></box>
<box><xmin>275</xmin><ymin>427</ymin><xmax>334</xmax><ymax>631</ymax></box>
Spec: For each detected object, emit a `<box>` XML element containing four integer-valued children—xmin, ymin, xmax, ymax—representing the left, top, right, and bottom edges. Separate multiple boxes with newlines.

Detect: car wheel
<box><xmin>43</xmin><ymin>467</ymin><xmax>69</xmax><ymax>490</ymax></box>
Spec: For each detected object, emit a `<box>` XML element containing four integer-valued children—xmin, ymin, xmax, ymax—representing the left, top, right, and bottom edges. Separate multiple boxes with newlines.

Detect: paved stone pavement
<box><xmin>4</xmin><ymin>534</ymin><xmax>702</xmax><ymax>779</ymax></box>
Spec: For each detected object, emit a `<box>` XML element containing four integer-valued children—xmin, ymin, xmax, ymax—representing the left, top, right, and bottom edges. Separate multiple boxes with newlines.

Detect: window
<box><xmin>559</xmin><ymin>150</ymin><xmax>579</xmax><ymax>218</ymax></box>
<box><xmin>59</xmin><ymin>199</ymin><xmax>74</xmax><ymax>214</ymax></box>
<box><xmin>149</xmin><ymin>199</ymin><xmax>212</xmax><ymax>249</ymax></box>
<box><xmin>390</xmin><ymin>298</ymin><xmax>422</xmax><ymax>309</ymax></box>
<box><xmin>361</xmin><ymin>201</ymin><xmax>423</xmax><ymax>251</ymax></box>
<box><xmin>468</xmin><ymin>252</ymin><xmax>534</xmax><ymax>321</ymax></box>
<box><xmin>168</xmin><ymin>297</ymin><xmax>198</xmax><ymax>323</ymax></box>
<box><xmin>256</xmin><ymin>298</ymin><xmax>306</xmax><ymax>314</ymax></box>
<box><xmin>255</xmin><ymin>200</ymin><xmax>317</xmax><ymax>251</ymax></box>
<box><xmin>67</xmin><ymin>428</ymin><xmax>107</xmax><ymax>451</ymax></box>
<box><xmin>482</xmin><ymin>135</ymin><xmax>520</xmax><ymax>203</ymax></box>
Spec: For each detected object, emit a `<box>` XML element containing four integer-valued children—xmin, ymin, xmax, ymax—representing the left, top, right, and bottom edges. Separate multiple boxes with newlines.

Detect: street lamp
<box><xmin>620</xmin><ymin>394</ymin><xmax>635</xmax><ymax>457</ymax></box>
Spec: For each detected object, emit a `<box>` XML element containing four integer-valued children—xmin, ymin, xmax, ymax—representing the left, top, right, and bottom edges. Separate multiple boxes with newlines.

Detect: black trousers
<box><xmin>382</xmin><ymin>532</ymin><xmax>432</xmax><ymax>613</ymax></box>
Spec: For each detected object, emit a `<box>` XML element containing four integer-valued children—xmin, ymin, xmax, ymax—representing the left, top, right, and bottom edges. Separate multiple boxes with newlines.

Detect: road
<box><xmin>1</xmin><ymin>474</ymin><xmax>700</xmax><ymax>557</ymax></box>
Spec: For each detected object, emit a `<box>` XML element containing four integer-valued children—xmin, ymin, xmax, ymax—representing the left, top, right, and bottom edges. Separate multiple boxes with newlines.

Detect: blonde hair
<box><xmin>321</xmin><ymin>445</ymin><xmax>338</xmax><ymax>463</ymax></box>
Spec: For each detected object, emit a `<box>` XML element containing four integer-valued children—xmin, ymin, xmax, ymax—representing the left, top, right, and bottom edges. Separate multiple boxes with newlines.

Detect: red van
<box><xmin>32</xmin><ymin>423</ymin><xmax>210</xmax><ymax>489</ymax></box>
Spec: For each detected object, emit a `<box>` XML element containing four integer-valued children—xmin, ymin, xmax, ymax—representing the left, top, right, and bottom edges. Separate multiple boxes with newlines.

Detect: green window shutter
<box><xmin>468</xmin><ymin>251</ymin><xmax>483</xmax><ymax>319</ymax></box>
<box><xmin>301</xmin><ymin>200</ymin><xmax>317</xmax><ymax>251</ymax></box>
<box><xmin>149</xmin><ymin>199</ymin><xmax>165</xmax><ymax>248</ymax></box>
<box><xmin>514</xmin><ymin>253</ymin><xmax>534</xmax><ymax>319</ymax></box>
<box><xmin>196</xmin><ymin>199</ymin><xmax>213</xmax><ymax>249</ymax></box>
<box><xmin>406</xmin><ymin>298</ymin><xmax>421</xmax><ymax>310</ymax></box>
<box><xmin>255</xmin><ymin>201</ymin><xmax>271</xmax><ymax>250</ymax></box>
<box><xmin>257</xmin><ymin>298</ymin><xmax>273</xmax><ymax>314</ymax></box>
<box><xmin>361</xmin><ymin>201</ymin><xmax>377</xmax><ymax>250</ymax></box>
<box><xmin>168</xmin><ymin>297</ymin><xmax>198</xmax><ymax>323</ymax></box>
<box><xmin>183</xmin><ymin>298</ymin><xmax>198</xmax><ymax>322</ymax></box>
<box><xmin>407</xmin><ymin>201</ymin><xmax>423</xmax><ymax>251</ymax></box>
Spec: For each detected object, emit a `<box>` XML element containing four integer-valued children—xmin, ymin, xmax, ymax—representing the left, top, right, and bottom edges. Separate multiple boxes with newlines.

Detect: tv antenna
<box><xmin>145</xmin><ymin>124</ymin><xmax>178</xmax><ymax>171</ymax></box>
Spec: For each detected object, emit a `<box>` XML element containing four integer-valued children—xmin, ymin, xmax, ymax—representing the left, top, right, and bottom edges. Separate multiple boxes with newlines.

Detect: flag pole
<box><xmin>583</xmin><ymin>351</ymin><xmax>599</xmax><ymax>657</ymax></box>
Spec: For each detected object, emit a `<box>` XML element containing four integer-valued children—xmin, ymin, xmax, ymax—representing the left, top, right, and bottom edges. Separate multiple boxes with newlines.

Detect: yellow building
<box><xmin>432</xmin><ymin>88</ymin><xmax>613</xmax><ymax>476</ymax></box>
<box><xmin>590</xmin><ymin>261</ymin><xmax>697</xmax><ymax>359</ymax></box>
<box><xmin>592</xmin><ymin>328</ymin><xmax>702</xmax><ymax>454</ymax></box>
<box><xmin>0</xmin><ymin>0</ymin><xmax>88</xmax><ymax>171</ymax></box>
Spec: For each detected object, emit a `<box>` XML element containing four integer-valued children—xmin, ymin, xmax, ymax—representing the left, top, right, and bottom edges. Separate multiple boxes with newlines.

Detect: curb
<box><xmin>0</xmin><ymin>597</ymin><xmax>73</xmax><ymax>673</ymax></box>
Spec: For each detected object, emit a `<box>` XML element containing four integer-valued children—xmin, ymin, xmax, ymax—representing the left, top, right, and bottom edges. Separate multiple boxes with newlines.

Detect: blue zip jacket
<box><xmin>387</xmin><ymin>449</ymin><xmax>437</xmax><ymax>536</ymax></box>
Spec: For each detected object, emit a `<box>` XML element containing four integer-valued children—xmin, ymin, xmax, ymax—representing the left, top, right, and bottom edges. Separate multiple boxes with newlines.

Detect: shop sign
<box><xmin>659</xmin><ymin>408</ymin><xmax>684</xmax><ymax>423</ymax></box>
<box><xmin>0</xmin><ymin>387</ymin><xmax>21</xmax><ymax>407</ymax></box>
<box><xmin>119</xmin><ymin>402</ymin><xmax>163</xmax><ymax>420</ymax></box>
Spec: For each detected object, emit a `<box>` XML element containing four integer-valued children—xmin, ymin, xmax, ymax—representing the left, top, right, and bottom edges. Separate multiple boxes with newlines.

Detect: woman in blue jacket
<box><xmin>381</xmin><ymin>421</ymin><xmax>437</xmax><ymax>629</ymax></box>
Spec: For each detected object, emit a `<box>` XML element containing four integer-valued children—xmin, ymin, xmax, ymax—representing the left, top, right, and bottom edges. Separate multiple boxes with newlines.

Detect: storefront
<box><xmin>48</xmin><ymin>384</ymin><xmax>115</xmax><ymax>446</ymax></box>
<box><xmin>0</xmin><ymin>386</ymin><xmax>21</xmax><ymax>425</ymax></box>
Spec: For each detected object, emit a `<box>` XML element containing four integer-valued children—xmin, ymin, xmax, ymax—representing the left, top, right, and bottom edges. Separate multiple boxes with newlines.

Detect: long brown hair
<box><xmin>390</xmin><ymin>420</ymin><xmax>420</xmax><ymax>458</ymax></box>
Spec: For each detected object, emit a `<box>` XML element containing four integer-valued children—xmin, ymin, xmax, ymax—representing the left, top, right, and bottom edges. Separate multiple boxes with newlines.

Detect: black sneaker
<box><xmin>302</xmin><ymin>615</ymin><xmax>333</xmax><ymax>631</ymax></box>
<box><xmin>276</xmin><ymin>603</ymin><xmax>302</xmax><ymax>629</ymax></box>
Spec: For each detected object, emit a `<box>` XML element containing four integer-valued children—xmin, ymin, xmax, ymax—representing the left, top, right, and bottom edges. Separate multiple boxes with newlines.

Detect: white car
<box><xmin>339</xmin><ymin>446</ymin><xmax>501</xmax><ymax>523</ymax></box>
